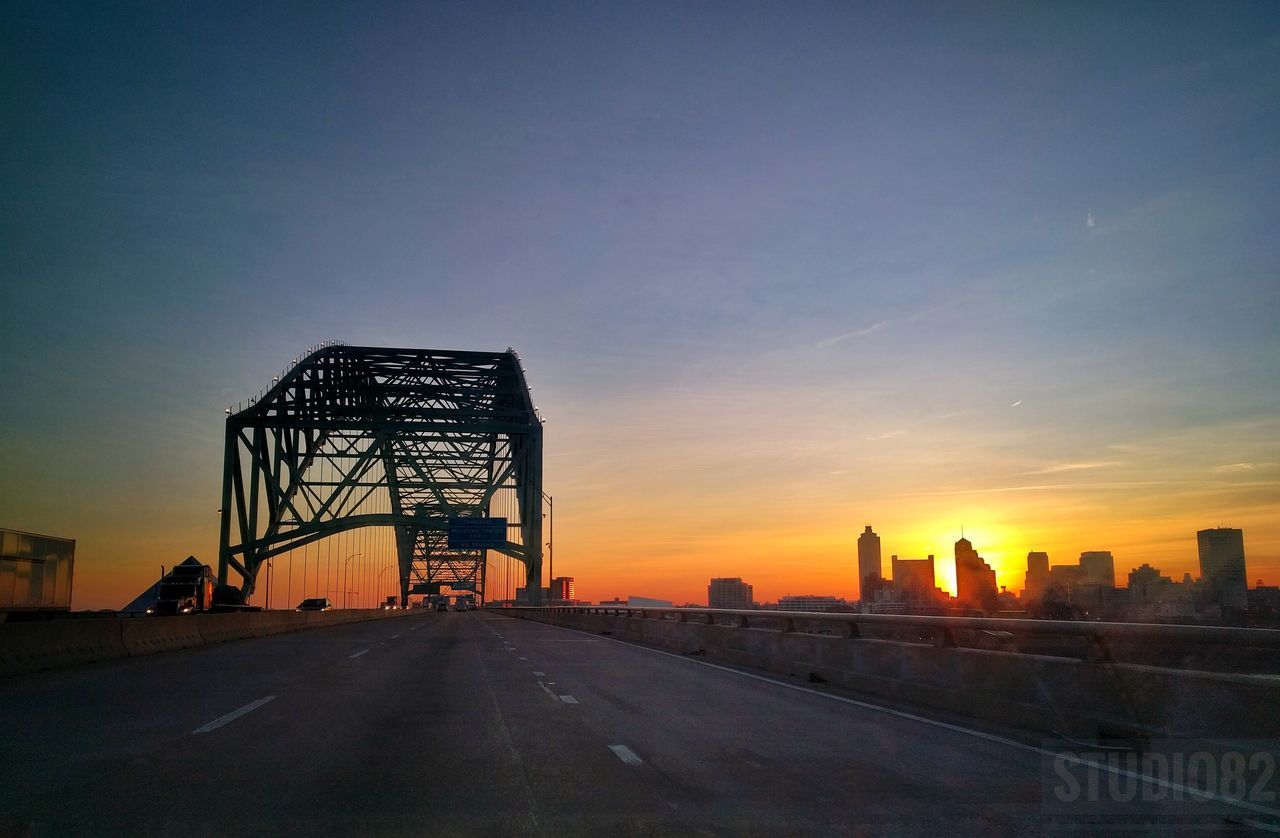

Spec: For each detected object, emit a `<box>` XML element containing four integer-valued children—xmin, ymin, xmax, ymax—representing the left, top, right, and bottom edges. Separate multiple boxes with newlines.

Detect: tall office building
<box><xmin>954</xmin><ymin>537</ymin><xmax>997</xmax><ymax>610</ymax></box>
<box><xmin>1198</xmin><ymin>527</ymin><xmax>1247</xmax><ymax>610</ymax></box>
<box><xmin>708</xmin><ymin>577</ymin><xmax>753</xmax><ymax>610</ymax></box>
<box><xmin>891</xmin><ymin>554</ymin><xmax>937</xmax><ymax>603</ymax></box>
<box><xmin>1024</xmin><ymin>551</ymin><xmax>1050</xmax><ymax>601</ymax></box>
<box><xmin>1078</xmin><ymin>551</ymin><xmax>1116</xmax><ymax>587</ymax></box>
<box><xmin>857</xmin><ymin>525</ymin><xmax>882</xmax><ymax>601</ymax></box>
<box><xmin>549</xmin><ymin>576</ymin><xmax>575</xmax><ymax>602</ymax></box>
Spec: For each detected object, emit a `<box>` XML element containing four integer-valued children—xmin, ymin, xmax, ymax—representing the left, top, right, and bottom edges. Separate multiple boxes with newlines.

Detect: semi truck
<box><xmin>151</xmin><ymin>558</ymin><xmax>214</xmax><ymax>615</ymax></box>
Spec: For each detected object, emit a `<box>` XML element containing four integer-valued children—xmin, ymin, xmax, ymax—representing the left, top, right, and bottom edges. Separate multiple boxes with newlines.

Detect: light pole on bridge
<box><xmin>541</xmin><ymin>492</ymin><xmax>553</xmax><ymax>601</ymax></box>
<box><xmin>377</xmin><ymin>564</ymin><xmax>396</xmax><ymax>607</ymax></box>
<box><xmin>342</xmin><ymin>553</ymin><xmax>362</xmax><ymax>609</ymax></box>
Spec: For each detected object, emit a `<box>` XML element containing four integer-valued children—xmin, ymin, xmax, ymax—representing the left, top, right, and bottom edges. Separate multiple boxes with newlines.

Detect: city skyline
<box><xmin>3</xmin><ymin>3</ymin><xmax>1278</xmax><ymax>610</ymax></box>
<box><xmin>635</xmin><ymin>525</ymin><xmax>1254</xmax><ymax>610</ymax></box>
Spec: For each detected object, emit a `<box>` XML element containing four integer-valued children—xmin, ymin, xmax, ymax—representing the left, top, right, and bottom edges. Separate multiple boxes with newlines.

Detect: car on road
<box><xmin>454</xmin><ymin>602</ymin><xmax>469</xmax><ymax>612</ymax></box>
<box><xmin>296</xmin><ymin>597</ymin><xmax>332</xmax><ymax>611</ymax></box>
<box><xmin>434</xmin><ymin>601</ymin><xmax>448</xmax><ymax>611</ymax></box>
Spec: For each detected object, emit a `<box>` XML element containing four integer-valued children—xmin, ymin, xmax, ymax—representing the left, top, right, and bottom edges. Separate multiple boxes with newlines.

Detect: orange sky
<box><xmin>4</xmin><ymin>0</ymin><xmax>1279</xmax><ymax>616</ymax></box>
<box><xmin>10</xmin><ymin>361</ymin><xmax>1280</xmax><ymax>611</ymax></box>
<box><xmin>9</xmin><ymin>339</ymin><xmax>1271</xmax><ymax>614</ymax></box>
<box><xmin>535</xmin><ymin>378</ymin><xmax>1280</xmax><ymax>605</ymax></box>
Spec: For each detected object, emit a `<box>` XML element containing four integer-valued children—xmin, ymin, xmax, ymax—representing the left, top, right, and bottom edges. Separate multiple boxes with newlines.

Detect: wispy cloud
<box><xmin>1010</xmin><ymin>399</ymin><xmax>1022</xmax><ymax>408</ymax></box>
<box><xmin>815</xmin><ymin>320</ymin><xmax>888</xmax><ymax>348</ymax></box>
<box><xmin>1028</xmin><ymin>460</ymin><xmax>1124</xmax><ymax>475</ymax></box>
<box><xmin>900</xmin><ymin>480</ymin><xmax>1180</xmax><ymax>497</ymax></box>
<box><xmin>1214</xmin><ymin>462</ymin><xmax>1277</xmax><ymax>474</ymax></box>
<box><xmin>865</xmin><ymin>429</ymin><xmax>906</xmax><ymax>441</ymax></box>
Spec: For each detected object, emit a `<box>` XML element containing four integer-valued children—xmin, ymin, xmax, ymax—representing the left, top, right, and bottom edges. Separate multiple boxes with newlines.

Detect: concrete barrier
<box><xmin>510</xmin><ymin>608</ymin><xmax>1280</xmax><ymax>741</ymax></box>
<box><xmin>0</xmin><ymin>619</ymin><xmax>127</xmax><ymax>675</ymax></box>
<box><xmin>120</xmin><ymin>616</ymin><xmax>205</xmax><ymax>656</ymax></box>
<box><xmin>0</xmin><ymin>609</ymin><xmax>410</xmax><ymax>677</ymax></box>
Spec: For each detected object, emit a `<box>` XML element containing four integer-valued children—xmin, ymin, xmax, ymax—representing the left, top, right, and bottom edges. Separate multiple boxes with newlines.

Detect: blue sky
<box><xmin>2</xmin><ymin>2</ymin><xmax>1278</xmax><ymax>606</ymax></box>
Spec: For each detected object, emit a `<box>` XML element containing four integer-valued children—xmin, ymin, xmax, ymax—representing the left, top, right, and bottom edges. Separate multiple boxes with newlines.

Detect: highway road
<box><xmin>0</xmin><ymin>611</ymin><xmax>1270</xmax><ymax>835</ymax></box>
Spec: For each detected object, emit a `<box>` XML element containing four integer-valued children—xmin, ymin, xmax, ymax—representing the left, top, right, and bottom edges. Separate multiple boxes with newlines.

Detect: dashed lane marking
<box><xmin>192</xmin><ymin>696</ymin><xmax>276</xmax><ymax>734</ymax></box>
<box><xmin>608</xmin><ymin>744</ymin><xmax>643</xmax><ymax>765</ymax></box>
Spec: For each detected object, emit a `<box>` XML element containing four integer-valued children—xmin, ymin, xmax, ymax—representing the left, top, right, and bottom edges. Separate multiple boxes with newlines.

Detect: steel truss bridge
<box><xmin>217</xmin><ymin>344</ymin><xmax>544</xmax><ymax>606</ymax></box>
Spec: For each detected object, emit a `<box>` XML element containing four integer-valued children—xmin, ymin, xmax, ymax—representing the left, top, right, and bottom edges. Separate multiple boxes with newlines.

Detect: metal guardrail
<box><xmin>510</xmin><ymin>605</ymin><xmax>1280</xmax><ymax>670</ymax></box>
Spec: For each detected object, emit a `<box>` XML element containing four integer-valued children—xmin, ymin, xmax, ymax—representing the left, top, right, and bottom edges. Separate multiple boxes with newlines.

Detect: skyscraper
<box><xmin>1024</xmin><ymin>551</ymin><xmax>1050</xmax><ymax>601</ymax></box>
<box><xmin>857</xmin><ymin>525</ymin><xmax>882</xmax><ymax>601</ymax></box>
<box><xmin>891</xmin><ymin>554</ymin><xmax>937</xmax><ymax>604</ymax></box>
<box><xmin>1198</xmin><ymin>527</ymin><xmax>1247</xmax><ymax>610</ymax></box>
<box><xmin>708</xmin><ymin>577</ymin><xmax>753</xmax><ymax>610</ymax></box>
<box><xmin>954</xmin><ymin>537</ymin><xmax>997</xmax><ymax>610</ymax></box>
<box><xmin>1078</xmin><ymin>551</ymin><xmax>1116</xmax><ymax>588</ymax></box>
<box><xmin>549</xmin><ymin>576</ymin><xmax>575</xmax><ymax>602</ymax></box>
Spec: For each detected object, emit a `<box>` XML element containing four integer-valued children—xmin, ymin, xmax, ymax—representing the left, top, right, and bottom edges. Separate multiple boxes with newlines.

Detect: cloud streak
<box><xmin>1213</xmin><ymin>462</ymin><xmax>1277</xmax><ymax>473</ymax></box>
<box><xmin>814</xmin><ymin>320</ymin><xmax>888</xmax><ymax>348</ymax></box>
<box><xmin>1028</xmin><ymin>460</ymin><xmax>1124</xmax><ymax>475</ymax></box>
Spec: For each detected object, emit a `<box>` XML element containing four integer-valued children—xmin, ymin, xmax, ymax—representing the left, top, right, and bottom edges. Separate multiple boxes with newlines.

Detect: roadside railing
<box><xmin>511</xmin><ymin>605</ymin><xmax>1280</xmax><ymax>673</ymax></box>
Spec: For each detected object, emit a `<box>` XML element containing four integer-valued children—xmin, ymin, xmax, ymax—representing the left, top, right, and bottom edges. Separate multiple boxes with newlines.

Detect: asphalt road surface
<box><xmin>0</xmin><ymin>611</ymin><xmax>1274</xmax><ymax>836</ymax></box>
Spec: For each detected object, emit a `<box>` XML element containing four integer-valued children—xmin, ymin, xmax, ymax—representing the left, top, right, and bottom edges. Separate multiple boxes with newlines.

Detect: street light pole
<box><xmin>342</xmin><ymin>553</ymin><xmax>362</xmax><ymax>609</ymax></box>
<box><xmin>377</xmin><ymin>564</ymin><xmax>396</xmax><ymax>607</ymax></box>
<box><xmin>541</xmin><ymin>492</ymin><xmax>553</xmax><ymax>601</ymax></box>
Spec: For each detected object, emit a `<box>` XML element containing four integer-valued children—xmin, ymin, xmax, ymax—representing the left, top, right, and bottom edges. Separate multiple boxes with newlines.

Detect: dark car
<box><xmin>434</xmin><ymin>601</ymin><xmax>448</xmax><ymax>612</ymax></box>
<box><xmin>296</xmin><ymin>597</ymin><xmax>332</xmax><ymax>611</ymax></box>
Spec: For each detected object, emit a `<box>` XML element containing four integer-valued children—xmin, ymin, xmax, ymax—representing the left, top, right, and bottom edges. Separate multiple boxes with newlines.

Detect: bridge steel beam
<box><xmin>217</xmin><ymin>345</ymin><xmax>544</xmax><ymax>606</ymax></box>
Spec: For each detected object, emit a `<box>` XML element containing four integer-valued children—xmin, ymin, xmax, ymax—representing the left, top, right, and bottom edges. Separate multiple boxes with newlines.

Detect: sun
<box><xmin>894</xmin><ymin>519</ymin><xmax>1024</xmax><ymax>597</ymax></box>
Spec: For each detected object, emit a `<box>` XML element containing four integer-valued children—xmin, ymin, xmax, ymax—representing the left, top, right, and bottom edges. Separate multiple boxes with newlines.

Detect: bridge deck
<box><xmin>0</xmin><ymin>612</ymin><xmax>1263</xmax><ymax>834</ymax></box>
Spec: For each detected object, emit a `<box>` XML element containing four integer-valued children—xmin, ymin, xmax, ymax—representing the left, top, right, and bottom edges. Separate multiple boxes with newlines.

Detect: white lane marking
<box><xmin>558</xmin><ymin>623</ymin><xmax>1280</xmax><ymax>819</ymax></box>
<box><xmin>390</xmin><ymin>633</ymin><xmax>401</xmax><ymax>639</ymax></box>
<box><xmin>192</xmin><ymin>696</ymin><xmax>276</xmax><ymax>734</ymax></box>
<box><xmin>558</xmin><ymin>695</ymin><xmax>578</xmax><ymax>705</ymax></box>
<box><xmin>519</xmin><ymin>656</ymin><xmax>528</xmax><ymax>660</ymax></box>
<box><xmin>609</xmin><ymin>744</ymin><xmax>643</xmax><ymax>766</ymax></box>
<box><xmin>348</xmin><ymin>649</ymin><xmax>369</xmax><ymax>658</ymax></box>
<box><xmin>537</xmin><ymin>681</ymin><xmax>559</xmax><ymax>701</ymax></box>
<box><xmin>539</xmin><ymin>638</ymin><xmax>602</xmax><ymax>642</ymax></box>
<box><xmin>532</xmin><ymin>670</ymin><xmax>545</xmax><ymax>676</ymax></box>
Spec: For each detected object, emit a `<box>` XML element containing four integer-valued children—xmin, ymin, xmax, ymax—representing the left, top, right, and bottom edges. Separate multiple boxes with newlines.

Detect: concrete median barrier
<box><xmin>0</xmin><ymin>609</ymin><xmax>410</xmax><ymax>677</ymax></box>
<box><xmin>120</xmin><ymin>616</ymin><xmax>205</xmax><ymax>656</ymax></box>
<box><xmin>0</xmin><ymin>620</ymin><xmax>127</xmax><ymax>675</ymax></box>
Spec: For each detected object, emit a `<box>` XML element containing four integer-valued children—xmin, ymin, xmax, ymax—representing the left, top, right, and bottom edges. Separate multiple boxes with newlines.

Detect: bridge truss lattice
<box><xmin>216</xmin><ymin>345</ymin><xmax>544</xmax><ymax>606</ymax></box>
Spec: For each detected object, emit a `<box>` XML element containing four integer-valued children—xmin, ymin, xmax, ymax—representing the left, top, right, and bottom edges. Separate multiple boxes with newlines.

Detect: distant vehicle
<box><xmin>382</xmin><ymin>596</ymin><xmax>399</xmax><ymax>610</ymax></box>
<box><xmin>296</xmin><ymin>598</ymin><xmax>332</xmax><ymax>611</ymax></box>
<box><xmin>454</xmin><ymin>602</ymin><xmax>469</xmax><ymax>612</ymax></box>
<box><xmin>434</xmin><ymin>601</ymin><xmax>448</xmax><ymax>612</ymax></box>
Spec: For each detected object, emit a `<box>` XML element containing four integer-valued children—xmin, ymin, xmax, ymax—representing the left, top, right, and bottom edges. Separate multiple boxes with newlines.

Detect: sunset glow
<box><xmin>1</xmin><ymin>3</ymin><xmax>1276</xmax><ymax>612</ymax></box>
